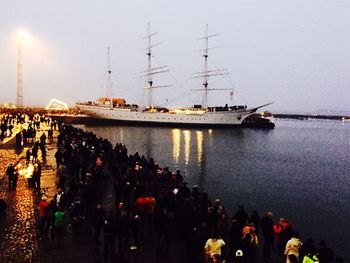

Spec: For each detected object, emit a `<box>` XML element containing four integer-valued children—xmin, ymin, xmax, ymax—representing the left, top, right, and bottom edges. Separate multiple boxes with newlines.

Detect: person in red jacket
<box><xmin>273</xmin><ymin>218</ymin><xmax>290</xmax><ymax>256</ymax></box>
<box><xmin>38</xmin><ymin>196</ymin><xmax>49</xmax><ymax>232</ymax></box>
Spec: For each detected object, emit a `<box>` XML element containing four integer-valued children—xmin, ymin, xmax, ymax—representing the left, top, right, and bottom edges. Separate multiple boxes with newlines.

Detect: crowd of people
<box><xmin>3</xmin><ymin>113</ymin><xmax>56</xmax><ymax>193</ymax></box>
<box><xmin>0</xmin><ymin>113</ymin><xmax>17</xmax><ymax>141</ymax></box>
<box><xmin>1</xmin><ymin>112</ymin><xmax>344</xmax><ymax>263</ymax></box>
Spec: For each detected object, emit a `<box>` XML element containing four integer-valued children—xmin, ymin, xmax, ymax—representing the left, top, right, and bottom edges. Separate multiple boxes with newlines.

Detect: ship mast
<box><xmin>106</xmin><ymin>46</ymin><xmax>113</xmax><ymax>106</ymax></box>
<box><xmin>146</xmin><ymin>23</ymin><xmax>153</xmax><ymax>108</ymax></box>
<box><xmin>193</xmin><ymin>24</ymin><xmax>230</xmax><ymax>108</ymax></box>
<box><xmin>203</xmin><ymin>24</ymin><xmax>210</xmax><ymax>108</ymax></box>
<box><xmin>144</xmin><ymin>22</ymin><xmax>169</xmax><ymax>109</ymax></box>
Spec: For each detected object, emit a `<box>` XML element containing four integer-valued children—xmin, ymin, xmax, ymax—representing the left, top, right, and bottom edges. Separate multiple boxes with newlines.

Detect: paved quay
<box><xmin>0</xmin><ymin>120</ymin><xmax>93</xmax><ymax>263</ymax></box>
<box><xmin>0</xmin><ymin>132</ymin><xmax>42</xmax><ymax>262</ymax></box>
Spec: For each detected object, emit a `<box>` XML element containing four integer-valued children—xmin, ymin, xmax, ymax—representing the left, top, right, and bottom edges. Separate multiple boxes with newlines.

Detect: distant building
<box><xmin>45</xmin><ymin>99</ymin><xmax>69</xmax><ymax>111</ymax></box>
<box><xmin>1</xmin><ymin>102</ymin><xmax>17</xmax><ymax>109</ymax></box>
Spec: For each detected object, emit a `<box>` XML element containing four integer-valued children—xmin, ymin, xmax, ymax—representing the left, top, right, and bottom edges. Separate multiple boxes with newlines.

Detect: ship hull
<box><xmin>76</xmin><ymin>104</ymin><xmax>256</xmax><ymax>127</ymax></box>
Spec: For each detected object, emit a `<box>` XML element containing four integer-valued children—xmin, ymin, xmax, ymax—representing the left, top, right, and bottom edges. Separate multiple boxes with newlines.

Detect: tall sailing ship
<box><xmin>77</xmin><ymin>24</ymin><xmax>272</xmax><ymax>127</ymax></box>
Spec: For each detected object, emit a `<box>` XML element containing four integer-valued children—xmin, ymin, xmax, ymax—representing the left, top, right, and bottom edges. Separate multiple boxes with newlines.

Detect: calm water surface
<box><xmin>77</xmin><ymin>119</ymin><xmax>350</xmax><ymax>259</ymax></box>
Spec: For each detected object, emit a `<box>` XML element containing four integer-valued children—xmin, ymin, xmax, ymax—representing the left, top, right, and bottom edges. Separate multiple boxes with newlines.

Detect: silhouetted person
<box><xmin>228</xmin><ymin>218</ymin><xmax>242</xmax><ymax>260</ymax></box>
<box><xmin>54</xmin><ymin>188</ymin><xmax>67</xmax><ymax>210</ymax></box>
<box><xmin>103</xmin><ymin>210</ymin><xmax>116</xmax><ymax>263</ymax></box>
<box><xmin>26</xmin><ymin>149</ymin><xmax>31</xmax><ymax>164</ymax></box>
<box><xmin>318</xmin><ymin>240</ymin><xmax>334</xmax><ymax>263</ymax></box>
<box><xmin>54</xmin><ymin>149</ymin><xmax>62</xmax><ymax>170</ymax></box>
<box><xmin>15</xmin><ymin>132</ymin><xmax>22</xmax><ymax>147</ymax></box>
<box><xmin>32</xmin><ymin>161</ymin><xmax>42</xmax><ymax>194</ymax></box>
<box><xmin>233</xmin><ymin>205</ymin><xmax>248</xmax><ymax>230</ymax></box>
<box><xmin>260</xmin><ymin>211</ymin><xmax>275</xmax><ymax>262</ymax></box>
<box><xmin>93</xmin><ymin>202</ymin><xmax>105</xmax><ymax>245</ymax></box>
<box><xmin>6</xmin><ymin>163</ymin><xmax>18</xmax><ymax>190</ymax></box>
<box><xmin>0</xmin><ymin>199</ymin><xmax>7</xmax><ymax>215</ymax></box>
<box><xmin>154</xmin><ymin>208</ymin><xmax>171</xmax><ymax>255</ymax></box>
<box><xmin>249</xmin><ymin>210</ymin><xmax>260</xmax><ymax>234</ymax></box>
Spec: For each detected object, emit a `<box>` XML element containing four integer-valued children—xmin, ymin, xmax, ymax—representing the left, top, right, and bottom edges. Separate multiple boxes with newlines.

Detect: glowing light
<box><xmin>18</xmin><ymin>163</ymin><xmax>34</xmax><ymax>179</ymax></box>
<box><xmin>172</xmin><ymin>129</ymin><xmax>181</xmax><ymax>166</ymax></box>
<box><xmin>45</xmin><ymin>98</ymin><xmax>69</xmax><ymax>110</ymax></box>
<box><xmin>120</xmin><ymin>129</ymin><xmax>124</xmax><ymax>141</ymax></box>
<box><xmin>172</xmin><ymin>109</ymin><xmax>206</xmax><ymax>115</ymax></box>
<box><xmin>17</xmin><ymin>28</ymin><xmax>30</xmax><ymax>39</ymax></box>
<box><xmin>183</xmin><ymin>130</ymin><xmax>191</xmax><ymax>165</ymax></box>
<box><xmin>16</xmin><ymin>28</ymin><xmax>33</xmax><ymax>45</ymax></box>
<box><xmin>1</xmin><ymin>103</ymin><xmax>17</xmax><ymax>109</ymax></box>
<box><xmin>196</xmin><ymin>131</ymin><xmax>203</xmax><ymax>165</ymax></box>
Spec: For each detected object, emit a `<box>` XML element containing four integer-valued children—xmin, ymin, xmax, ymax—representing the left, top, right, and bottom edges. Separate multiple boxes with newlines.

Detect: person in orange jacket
<box><xmin>274</xmin><ymin>218</ymin><xmax>289</xmax><ymax>256</ymax></box>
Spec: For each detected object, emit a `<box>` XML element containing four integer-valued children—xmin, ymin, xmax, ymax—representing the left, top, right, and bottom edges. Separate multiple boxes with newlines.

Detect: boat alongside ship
<box><xmin>241</xmin><ymin>113</ymin><xmax>275</xmax><ymax>129</ymax></box>
<box><xmin>76</xmin><ymin>24</ymin><xmax>274</xmax><ymax>128</ymax></box>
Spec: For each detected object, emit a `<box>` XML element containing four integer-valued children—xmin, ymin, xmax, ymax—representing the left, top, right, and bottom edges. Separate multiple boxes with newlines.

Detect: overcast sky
<box><xmin>0</xmin><ymin>0</ymin><xmax>349</xmax><ymax>113</ymax></box>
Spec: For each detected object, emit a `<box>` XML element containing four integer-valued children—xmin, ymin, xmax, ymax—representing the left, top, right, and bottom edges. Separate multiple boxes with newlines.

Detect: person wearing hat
<box><xmin>285</xmin><ymin>236</ymin><xmax>302</xmax><ymax>263</ymax></box>
<box><xmin>241</xmin><ymin>223</ymin><xmax>259</xmax><ymax>262</ymax></box>
<box><xmin>232</xmin><ymin>250</ymin><xmax>245</xmax><ymax>263</ymax></box>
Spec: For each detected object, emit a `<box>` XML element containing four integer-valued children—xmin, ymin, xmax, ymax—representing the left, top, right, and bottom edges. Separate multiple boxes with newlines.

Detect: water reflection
<box><xmin>183</xmin><ymin>130</ymin><xmax>191</xmax><ymax>165</ymax></box>
<box><xmin>197</xmin><ymin>130</ymin><xmax>206</xmax><ymax>188</ymax></box>
<box><xmin>145</xmin><ymin>128</ymin><xmax>152</xmax><ymax>157</ymax></box>
<box><xmin>170</xmin><ymin>128</ymin><xmax>206</xmax><ymax>177</ymax></box>
<box><xmin>172</xmin><ymin>129</ymin><xmax>181</xmax><ymax>168</ymax></box>
<box><xmin>79</xmin><ymin>125</ymin><xmax>232</xmax><ymax>182</ymax></box>
<box><xmin>196</xmin><ymin>131</ymin><xmax>203</xmax><ymax>166</ymax></box>
<box><xmin>120</xmin><ymin>128</ymin><xmax>124</xmax><ymax>141</ymax></box>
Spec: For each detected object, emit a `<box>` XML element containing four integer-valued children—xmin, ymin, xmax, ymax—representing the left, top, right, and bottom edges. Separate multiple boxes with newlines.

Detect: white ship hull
<box><xmin>76</xmin><ymin>104</ymin><xmax>258</xmax><ymax>127</ymax></box>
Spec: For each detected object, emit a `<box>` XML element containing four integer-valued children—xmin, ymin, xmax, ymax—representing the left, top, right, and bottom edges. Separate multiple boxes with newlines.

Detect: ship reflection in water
<box><xmin>172</xmin><ymin>129</ymin><xmax>181</xmax><ymax>166</ymax></box>
<box><xmin>196</xmin><ymin>130</ymin><xmax>203</xmax><ymax>166</ymax></box>
<box><xmin>171</xmin><ymin>129</ymin><xmax>207</xmax><ymax>174</ymax></box>
<box><xmin>183</xmin><ymin>130</ymin><xmax>191</xmax><ymax>166</ymax></box>
<box><xmin>83</xmin><ymin>125</ymin><xmax>213</xmax><ymax>188</ymax></box>
<box><xmin>77</xmin><ymin>124</ymin><xmax>213</xmax><ymax>179</ymax></box>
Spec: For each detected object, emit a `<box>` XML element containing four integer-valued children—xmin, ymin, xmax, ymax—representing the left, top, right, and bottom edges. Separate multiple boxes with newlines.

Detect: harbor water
<box><xmin>76</xmin><ymin>119</ymin><xmax>350</xmax><ymax>259</ymax></box>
